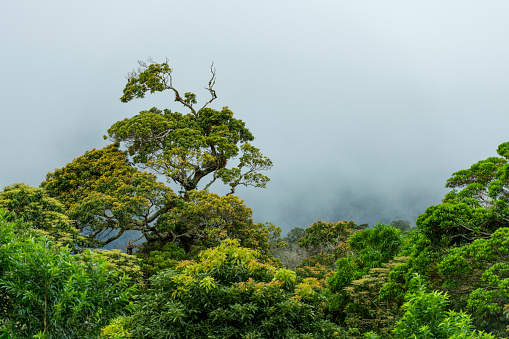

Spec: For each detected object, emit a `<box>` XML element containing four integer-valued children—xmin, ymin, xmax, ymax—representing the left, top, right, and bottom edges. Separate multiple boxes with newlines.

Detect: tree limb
<box><xmin>166</xmin><ymin>71</ymin><xmax>196</xmax><ymax>114</ymax></box>
<box><xmin>199</xmin><ymin>63</ymin><xmax>217</xmax><ymax>112</ymax></box>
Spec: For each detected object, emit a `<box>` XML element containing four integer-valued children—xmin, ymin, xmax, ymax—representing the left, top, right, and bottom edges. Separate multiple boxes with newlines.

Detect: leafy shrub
<box><xmin>0</xmin><ymin>210</ymin><xmax>135</xmax><ymax>338</ymax></box>
<box><xmin>391</xmin><ymin>275</ymin><xmax>495</xmax><ymax>339</ymax></box>
<box><xmin>126</xmin><ymin>239</ymin><xmax>345</xmax><ymax>338</ymax></box>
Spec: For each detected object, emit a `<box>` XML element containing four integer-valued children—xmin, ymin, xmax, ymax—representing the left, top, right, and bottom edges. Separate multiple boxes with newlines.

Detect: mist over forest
<box><xmin>3</xmin><ymin>2</ymin><xmax>509</xmax><ymax>337</ymax></box>
<box><xmin>2</xmin><ymin>1</ymin><xmax>509</xmax><ymax>238</ymax></box>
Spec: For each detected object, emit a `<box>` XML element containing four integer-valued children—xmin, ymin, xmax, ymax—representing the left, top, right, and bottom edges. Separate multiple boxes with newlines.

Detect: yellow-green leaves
<box><xmin>42</xmin><ymin>144</ymin><xmax>176</xmax><ymax>245</ymax></box>
<box><xmin>199</xmin><ymin>276</ymin><xmax>216</xmax><ymax>293</ymax></box>
<box><xmin>0</xmin><ymin>183</ymin><xmax>87</xmax><ymax>249</ymax></box>
<box><xmin>126</xmin><ymin>239</ymin><xmax>345</xmax><ymax>338</ymax></box>
<box><xmin>101</xmin><ymin>316</ymin><xmax>131</xmax><ymax>338</ymax></box>
<box><xmin>155</xmin><ymin>190</ymin><xmax>282</xmax><ymax>255</ymax></box>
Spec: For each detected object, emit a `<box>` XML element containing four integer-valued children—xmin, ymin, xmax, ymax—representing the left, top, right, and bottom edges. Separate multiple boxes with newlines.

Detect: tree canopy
<box><xmin>417</xmin><ymin>142</ymin><xmax>509</xmax><ymax>247</ymax></box>
<box><xmin>122</xmin><ymin>239</ymin><xmax>345</xmax><ymax>339</ymax></box>
<box><xmin>0</xmin><ymin>183</ymin><xmax>88</xmax><ymax>249</ymax></box>
<box><xmin>107</xmin><ymin>59</ymin><xmax>272</xmax><ymax>199</ymax></box>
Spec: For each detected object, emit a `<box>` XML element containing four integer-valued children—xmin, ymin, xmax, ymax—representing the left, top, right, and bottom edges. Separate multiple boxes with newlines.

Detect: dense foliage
<box><xmin>120</xmin><ymin>239</ymin><xmax>345</xmax><ymax>338</ymax></box>
<box><xmin>0</xmin><ymin>183</ymin><xmax>88</xmax><ymax>248</ymax></box>
<box><xmin>0</xmin><ymin>210</ymin><xmax>135</xmax><ymax>338</ymax></box>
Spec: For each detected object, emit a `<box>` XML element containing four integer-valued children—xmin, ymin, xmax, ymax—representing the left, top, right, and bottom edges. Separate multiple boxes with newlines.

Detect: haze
<box><xmin>2</xmin><ymin>0</ymin><xmax>509</xmax><ymax>235</ymax></box>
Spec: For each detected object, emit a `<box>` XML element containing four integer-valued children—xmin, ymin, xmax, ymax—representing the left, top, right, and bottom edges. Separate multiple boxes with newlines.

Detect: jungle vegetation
<box><xmin>1</xmin><ymin>59</ymin><xmax>508</xmax><ymax>338</ymax></box>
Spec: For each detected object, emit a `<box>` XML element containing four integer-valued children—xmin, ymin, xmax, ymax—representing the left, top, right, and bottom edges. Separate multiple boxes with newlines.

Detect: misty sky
<box><xmin>2</xmin><ymin>1</ymin><xmax>509</xmax><ymax>235</ymax></box>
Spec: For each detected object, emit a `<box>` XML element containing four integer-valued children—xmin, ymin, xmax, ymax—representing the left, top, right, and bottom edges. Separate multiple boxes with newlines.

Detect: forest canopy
<box><xmin>1</xmin><ymin>60</ymin><xmax>509</xmax><ymax>338</ymax></box>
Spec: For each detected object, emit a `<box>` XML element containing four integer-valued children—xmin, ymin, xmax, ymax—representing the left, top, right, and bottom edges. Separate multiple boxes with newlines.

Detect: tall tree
<box><xmin>107</xmin><ymin>59</ymin><xmax>272</xmax><ymax>199</ymax></box>
<box><xmin>417</xmin><ymin>142</ymin><xmax>509</xmax><ymax>246</ymax></box>
<box><xmin>42</xmin><ymin>144</ymin><xmax>176</xmax><ymax>246</ymax></box>
<box><xmin>42</xmin><ymin>60</ymin><xmax>278</xmax><ymax>253</ymax></box>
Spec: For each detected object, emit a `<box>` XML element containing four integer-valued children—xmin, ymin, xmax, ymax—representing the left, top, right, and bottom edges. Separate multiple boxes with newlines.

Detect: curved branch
<box><xmin>102</xmin><ymin>227</ymin><xmax>127</xmax><ymax>245</ymax></box>
<box><xmin>166</xmin><ymin>71</ymin><xmax>196</xmax><ymax>114</ymax></box>
<box><xmin>199</xmin><ymin>63</ymin><xmax>217</xmax><ymax>111</ymax></box>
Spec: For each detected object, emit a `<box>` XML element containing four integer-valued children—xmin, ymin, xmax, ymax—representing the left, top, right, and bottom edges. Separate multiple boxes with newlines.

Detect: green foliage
<box><xmin>120</xmin><ymin>61</ymin><xmax>173</xmax><ymax>102</ymax></box>
<box><xmin>42</xmin><ymin>144</ymin><xmax>281</xmax><ymax>255</ymax></box>
<box><xmin>299</xmin><ymin>220</ymin><xmax>357</xmax><ymax>257</ymax></box>
<box><xmin>341</xmin><ymin>257</ymin><xmax>408</xmax><ymax>337</ymax></box>
<box><xmin>0</xmin><ymin>210</ymin><xmax>17</xmax><ymax>321</ymax></box>
<box><xmin>416</xmin><ymin>199</ymin><xmax>495</xmax><ymax>247</ymax></box>
<box><xmin>137</xmin><ymin>242</ymin><xmax>187</xmax><ymax>280</ymax></box>
<box><xmin>284</xmin><ymin>220</ymin><xmax>358</xmax><ymax>300</ymax></box>
<box><xmin>417</xmin><ymin>142</ymin><xmax>509</xmax><ymax>247</ymax></box>
<box><xmin>348</xmin><ymin>223</ymin><xmax>403</xmax><ymax>272</ymax></box>
<box><xmin>381</xmin><ymin>142</ymin><xmax>509</xmax><ymax>336</ymax></box>
<box><xmin>42</xmin><ymin>143</ymin><xmax>176</xmax><ymax>246</ymax></box>
<box><xmin>153</xmin><ymin>189</ymin><xmax>283</xmax><ymax>255</ymax></box>
<box><xmin>294</xmin><ymin>220</ymin><xmax>357</xmax><ymax>280</ymax></box>
<box><xmin>0</xmin><ymin>183</ymin><xmax>87</xmax><ymax>248</ymax></box>
<box><xmin>285</xmin><ymin>226</ymin><xmax>306</xmax><ymax>244</ymax></box>
<box><xmin>41</xmin><ymin>61</ymin><xmax>277</xmax><ymax>258</ymax></box>
<box><xmin>125</xmin><ymin>239</ymin><xmax>345</xmax><ymax>338</ymax></box>
<box><xmin>82</xmin><ymin>248</ymin><xmax>144</xmax><ymax>286</ymax></box>
<box><xmin>391</xmin><ymin>275</ymin><xmax>495</xmax><ymax>339</ymax></box>
<box><xmin>110</xmin><ymin>59</ymin><xmax>272</xmax><ymax>198</ymax></box>
<box><xmin>438</xmin><ymin>227</ymin><xmax>509</xmax><ymax>334</ymax></box>
<box><xmin>327</xmin><ymin>224</ymin><xmax>404</xmax><ymax>334</ymax></box>
<box><xmin>0</xmin><ymin>211</ymin><xmax>135</xmax><ymax>338</ymax></box>
<box><xmin>101</xmin><ymin>316</ymin><xmax>131</xmax><ymax>338</ymax></box>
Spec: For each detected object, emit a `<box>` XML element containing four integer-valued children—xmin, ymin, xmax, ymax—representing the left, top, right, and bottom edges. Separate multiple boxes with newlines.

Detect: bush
<box><xmin>391</xmin><ymin>275</ymin><xmax>495</xmax><ymax>339</ymax></box>
<box><xmin>126</xmin><ymin>239</ymin><xmax>346</xmax><ymax>338</ymax></box>
<box><xmin>0</xmin><ymin>209</ymin><xmax>135</xmax><ymax>338</ymax></box>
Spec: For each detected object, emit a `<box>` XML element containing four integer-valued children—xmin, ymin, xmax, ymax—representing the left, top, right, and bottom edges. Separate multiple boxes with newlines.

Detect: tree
<box><xmin>327</xmin><ymin>223</ymin><xmax>403</xmax><ymax>332</ymax></box>
<box><xmin>377</xmin><ymin>142</ymin><xmax>509</xmax><ymax>337</ymax></box>
<box><xmin>298</xmin><ymin>220</ymin><xmax>357</xmax><ymax>259</ymax></box>
<box><xmin>43</xmin><ymin>145</ymin><xmax>280</xmax><ymax>255</ymax></box>
<box><xmin>285</xmin><ymin>226</ymin><xmax>306</xmax><ymax>244</ymax></box>
<box><xmin>390</xmin><ymin>275</ymin><xmax>495</xmax><ymax>339</ymax></box>
<box><xmin>271</xmin><ymin>227</ymin><xmax>308</xmax><ymax>270</ymax></box>
<box><xmin>122</xmin><ymin>239</ymin><xmax>346</xmax><ymax>338</ymax></box>
<box><xmin>42</xmin><ymin>144</ymin><xmax>177</xmax><ymax>247</ymax></box>
<box><xmin>341</xmin><ymin>257</ymin><xmax>407</xmax><ymax>337</ymax></box>
<box><xmin>347</xmin><ymin>223</ymin><xmax>403</xmax><ymax>271</ymax></box>
<box><xmin>108</xmin><ymin>59</ymin><xmax>272</xmax><ymax>199</ymax></box>
<box><xmin>437</xmin><ymin>227</ymin><xmax>509</xmax><ymax>335</ymax></box>
<box><xmin>389</xmin><ymin>220</ymin><xmax>413</xmax><ymax>233</ymax></box>
<box><xmin>42</xmin><ymin>60</ymin><xmax>278</xmax><ymax>254</ymax></box>
<box><xmin>417</xmin><ymin>142</ymin><xmax>509</xmax><ymax>247</ymax></box>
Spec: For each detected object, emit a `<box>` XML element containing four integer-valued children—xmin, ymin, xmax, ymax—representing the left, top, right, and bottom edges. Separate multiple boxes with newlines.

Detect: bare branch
<box><xmin>203</xmin><ymin>172</ymin><xmax>219</xmax><ymax>191</ymax></box>
<box><xmin>102</xmin><ymin>228</ymin><xmax>127</xmax><ymax>245</ymax></box>
<box><xmin>226</xmin><ymin>182</ymin><xmax>237</xmax><ymax>196</ymax></box>
<box><xmin>199</xmin><ymin>63</ymin><xmax>218</xmax><ymax>111</ymax></box>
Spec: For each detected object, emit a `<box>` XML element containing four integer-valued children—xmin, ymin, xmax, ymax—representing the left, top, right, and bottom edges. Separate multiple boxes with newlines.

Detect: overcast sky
<box><xmin>2</xmin><ymin>1</ymin><xmax>509</xmax><ymax>234</ymax></box>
